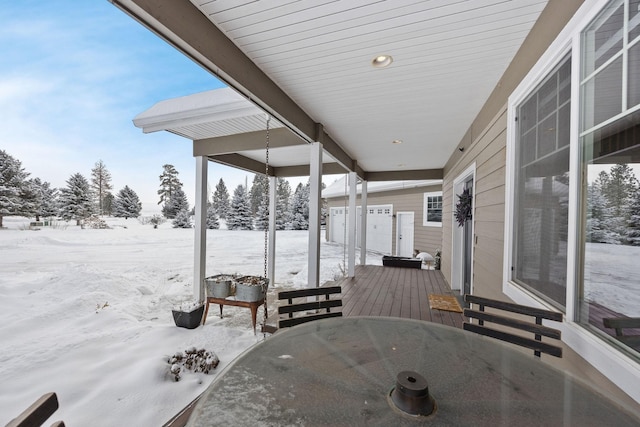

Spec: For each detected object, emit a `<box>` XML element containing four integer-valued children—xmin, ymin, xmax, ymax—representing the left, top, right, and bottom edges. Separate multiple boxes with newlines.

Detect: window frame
<box><xmin>423</xmin><ymin>191</ymin><xmax>443</xmax><ymax>227</ymax></box>
<box><xmin>504</xmin><ymin>0</ymin><xmax>640</xmax><ymax>403</ymax></box>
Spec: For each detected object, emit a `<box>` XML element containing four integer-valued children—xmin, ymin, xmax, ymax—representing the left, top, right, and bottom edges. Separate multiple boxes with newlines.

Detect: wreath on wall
<box><xmin>455</xmin><ymin>188</ymin><xmax>473</xmax><ymax>227</ymax></box>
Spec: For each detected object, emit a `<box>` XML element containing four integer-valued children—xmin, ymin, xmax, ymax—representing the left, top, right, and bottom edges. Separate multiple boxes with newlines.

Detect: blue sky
<box><xmin>0</xmin><ymin>1</ymin><xmax>284</xmax><ymax>213</ymax></box>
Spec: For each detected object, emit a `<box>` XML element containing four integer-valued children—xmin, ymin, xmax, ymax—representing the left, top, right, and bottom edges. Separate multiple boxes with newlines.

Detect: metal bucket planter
<box><xmin>205</xmin><ymin>274</ymin><xmax>234</xmax><ymax>298</ymax></box>
<box><xmin>234</xmin><ymin>276</ymin><xmax>269</xmax><ymax>302</ymax></box>
<box><xmin>172</xmin><ymin>304</ymin><xmax>204</xmax><ymax>329</ymax></box>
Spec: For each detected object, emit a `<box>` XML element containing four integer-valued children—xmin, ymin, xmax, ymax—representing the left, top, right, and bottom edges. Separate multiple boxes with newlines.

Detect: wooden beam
<box><xmin>209</xmin><ymin>154</ymin><xmax>270</xmax><ymax>176</ymax></box>
<box><xmin>113</xmin><ymin>0</ymin><xmax>361</xmax><ymax>175</ymax></box>
<box><xmin>271</xmin><ymin>163</ymin><xmax>347</xmax><ymax>178</ymax></box>
<box><xmin>364</xmin><ymin>169</ymin><xmax>443</xmax><ymax>181</ymax></box>
<box><xmin>194</xmin><ymin>128</ymin><xmax>304</xmax><ymax>156</ymax></box>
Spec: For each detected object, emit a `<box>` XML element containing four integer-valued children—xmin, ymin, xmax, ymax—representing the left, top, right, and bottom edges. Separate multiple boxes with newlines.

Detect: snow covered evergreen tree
<box><xmin>227</xmin><ymin>185</ymin><xmax>253</xmax><ymax>230</ymax></box>
<box><xmin>91</xmin><ymin>160</ymin><xmax>113</xmax><ymax>216</ymax></box>
<box><xmin>250</xmin><ymin>174</ymin><xmax>269</xmax><ymax>215</ymax></box>
<box><xmin>254</xmin><ymin>194</ymin><xmax>269</xmax><ymax>230</ymax></box>
<box><xmin>286</xmin><ymin>182</ymin><xmax>309</xmax><ymax>230</ymax></box>
<box><xmin>599</xmin><ymin>164</ymin><xmax>638</xmax><ymax>219</ymax></box>
<box><xmin>276</xmin><ymin>177</ymin><xmax>291</xmax><ymax>230</ymax></box>
<box><xmin>625</xmin><ymin>189</ymin><xmax>640</xmax><ymax>246</ymax></box>
<box><xmin>31</xmin><ymin>178</ymin><xmax>58</xmax><ymax>221</ymax></box>
<box><xmin>103</xmin><ymin>193</ymin><xmax>114</xmax><ymax>216</ymax></box>
<box><xmin>212</xmin><ymin>178</ymin><xmax>230</xmax><ymax>219</ymax></box>
<box><xmin>162</xmin><ymin>188</ymin><xmax>189</xmax><ymax>219</ymax></box>
<box><xmin>158</xmin><ymin>164</ymin><xmax>183</xmax><ymax>209</ymax></box>
<box><xmin>58</xmin><ymin>173</ymin><xmax>94</xmax><ymax>225</ymax></box>
<box><xmin>172</xmin><ymin>209</ymin><xmax>192</xmax><ymax>228</ymax></box>
<box><xmin>0</xmin><ymin>150</ymin><xmax>35</xmax><ymax>227</ymax></box>
<box><xmin>113</xmin><ymin>186</ymin><xmax>142</xmax><ymax>219</ymax></box>
<box><xmin>206</xmin><ymin>204</ymin><xmax>220</xmax><ymax>229</ymax></box>
<box><xmin>586</xmin><ymin>183</ymin><xmax>612</xmax><ymax>243</ymax></box>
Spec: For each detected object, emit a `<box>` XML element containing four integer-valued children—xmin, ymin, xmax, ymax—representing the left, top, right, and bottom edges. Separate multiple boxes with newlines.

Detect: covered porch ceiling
<box><xmin>113</xmin><ymin>0</ymin><xmax>549</xmax><ymax>180</ymax></box>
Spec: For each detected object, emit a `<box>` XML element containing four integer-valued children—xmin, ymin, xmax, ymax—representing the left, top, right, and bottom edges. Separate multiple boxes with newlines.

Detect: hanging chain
<box><xmin>262</xmin><ymin>115</ymin><xmax>271</xmax><ymax>333</ymax></box>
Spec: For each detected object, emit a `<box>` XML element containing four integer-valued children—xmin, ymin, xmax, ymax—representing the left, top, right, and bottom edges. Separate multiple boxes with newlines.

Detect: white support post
<box><xmin>268</xmin><ymin>175</ymin><xmax>277</xmax><ymax>284</ymax></box>
<box><xmin>193</xmin><ymin>156</ymin><xmax>208</xmax><ymax>302</ymax></box>
<box><xmin>348</xmin><ymin>172</ymin><xmax>357</xmax><ymax>277</ymax></box>
<box><xmin>360</xmin><ymin>180</ymin><xmax>368</xmax><ymax>265</ymax></box>
<box><xmin>308</xmin><ymin>142</ymin><xmax>323</xmax><ymax>288</ymax></box>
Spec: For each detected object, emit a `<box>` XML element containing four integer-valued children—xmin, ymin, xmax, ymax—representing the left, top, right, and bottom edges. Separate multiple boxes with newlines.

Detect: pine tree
<box><xmin>227</xmin><ymin>185</ymin><xmax>253</xmax><ymax>230</ymax></box>
<box><xmin>172</xmin><ymin>209</ymin><xmax>192</xmax><ymax>228</ymax></box>
<box><xmin>158</xmin><ymin>164</ymin><xmax>183</xmax><ymax>207</ymax></box>
<box><xmin>594</xmin><ymin>165</ymin><xmax>639</xmax><ymax>243</ymax></box>
<box><xmin>91</xmin><ymin>160</ymin><xmax>113</xmax><ymax>216</ymax></box>
<box><xmin>113</xmin><ymin>186</ymin><xmax>142</xmax><ymax>219</ymax></box>
<box><xmin>212</xmin><ymin>178</ymin><xmax>230</xmax><ymax>219</ymax></box>
<box><xmin>286</xmin><ymin>182</ymin><xmax>309</xmax><ymax>230</ymax></box>
<box><xmin>250</xmin><ymin>174</ymin><xmax>269</xmax><ymax>215</ymax></box>
<box><xmin>276</xmin><ymin>177</ymin><xmax>291</xmax><ymax>230</ymax></box>
<box><xmin>598</xmin><ymin>165</ymin><xmax>638</xmax><ymax>218</ymax></box>
<box><xmin>103</xmin><ymin>193</ymin><xmax>115</xmax><ymax>216</ymax></box>
<box><xmin>626</xmin><ymin>189</ymin><xmax>640</xmax><ymax>246</ymax></box>
<box><xmin>0</xmin><ymin>150</ymin><xmax>34</xmax><ymax>227</ymax></box>
<box><xmin>586</xmin><ymin>183</ymin><xmax>611</xmax><ymax>243</ymax></box>
<box><xmin>31</xmin><ymin>178</ymin><xmax>58</xmax><ymax>221</ymax></box>
<box><xmin>162</xmin><ymin>188</ymin><xmax>189</xmax><ymax>219</ymax></box>
<box><xmin>206</xmin><ymin>204</ymin><xmax>220</xmax><ymax>229</ymax></box>
<box><xmin>58</xmin><ymin>173</ymin><xmax>94</xmax><ymax>225</ymax></box>
<box><xmin>254</xmin><ymin>194</ymin><xmax>269</xmax><ymax>230</ymax></box>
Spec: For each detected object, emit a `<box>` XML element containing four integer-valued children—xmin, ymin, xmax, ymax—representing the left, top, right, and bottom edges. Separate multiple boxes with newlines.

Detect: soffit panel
<box><xmin>188</xmin><ymin>0</ymin><xmax>547</xmax><ymax>172</ymax></box>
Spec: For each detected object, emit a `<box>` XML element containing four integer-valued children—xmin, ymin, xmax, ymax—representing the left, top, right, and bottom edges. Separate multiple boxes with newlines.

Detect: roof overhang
<box><xmin>114</xmin><ymin>0</ymin><xmax>549</xmax><ymax>181</ymax></box>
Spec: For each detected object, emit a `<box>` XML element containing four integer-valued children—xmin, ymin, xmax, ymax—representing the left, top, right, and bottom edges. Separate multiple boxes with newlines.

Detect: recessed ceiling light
<box><xmin>392</xmin><ymin>139</ymin><xmax>403</xmax><ymax>144</ymax></box>
<box><xmin>372</xmin><ymin>55</ymin><xmax>393</xmax><ymax>68</ymax></box>
<box><xmin>397</xmin><ymin>163</ymin><xmax>406</xmax><ymax>167</ymax></box>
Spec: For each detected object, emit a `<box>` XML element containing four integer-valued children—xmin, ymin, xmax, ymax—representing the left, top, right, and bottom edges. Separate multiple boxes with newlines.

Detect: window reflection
<box><xmin>581</xmin><ymin>111</ymin><xmax>640</xmax><ymax>354</ymax></box>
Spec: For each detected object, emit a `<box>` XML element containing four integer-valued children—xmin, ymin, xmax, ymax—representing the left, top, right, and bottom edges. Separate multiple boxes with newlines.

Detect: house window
<box><xmin>578</xmin><ymin>0</ymin><xmax>640</xmax><ymax>351</ymax></box>
<box><xmin>423</xmin><ymin>192</ymin><xmax>443</xmax><ymax>227</ymax></box>
<box><xmin>512</xmin><ymin>55</ymin><xmax>571</xmax><ymax>308</ymax></box>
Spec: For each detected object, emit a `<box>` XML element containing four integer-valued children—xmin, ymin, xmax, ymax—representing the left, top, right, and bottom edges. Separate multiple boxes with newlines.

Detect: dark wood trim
<box><xmin>278</xmin><ymin>286</ymin><xmax>342</xmax><ymax>299</ymax></box>
<box><xmin>6</xmin><ymin>392</ymin><xmax>63</xmax><ymax>427</ymax></box>
<box><xmin>465</xmin><ymin>309</ymin><xmax>561</xmax><ymax>339</ymax></box>
<box><xmin>463</xmin><ymin>323</ymin><xmax>563</xmax><ymax>358</ymax></box>
<box><xmin>279</xmin><ymin>312</ymin><xmax>343</xmax><ymax>328</ymax></box>
<box><xmin>465</xmin><ymin>294</ymin><xmax>563</xmax><ymax>321</ymax></box>
<box><xmin>365</xmin><ymin>169</ymin><xmax>443</xmax><ymax>181</ymax></box>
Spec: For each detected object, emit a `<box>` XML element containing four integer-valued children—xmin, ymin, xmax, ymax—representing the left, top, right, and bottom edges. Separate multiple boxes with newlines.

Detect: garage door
<box><xmin>362</xmin><ymin>205</ymin><xmax>392</xmax><ymax>254</ymax></box>
<box><xmin>330</xmin><ymin>205</ymin><xmax>392</xmax><ymax>254</ymax></box>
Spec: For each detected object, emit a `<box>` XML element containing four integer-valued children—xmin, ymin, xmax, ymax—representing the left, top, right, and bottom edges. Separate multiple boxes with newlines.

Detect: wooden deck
<box><xmin>335</xmin><ymin>265</ymin><xmax>464</xmax><ymax>328</ymax></box>
<box><xmin>165</xmin><ymin>265</ymin><xmax>462</xmax><ymax>427</ymax></box>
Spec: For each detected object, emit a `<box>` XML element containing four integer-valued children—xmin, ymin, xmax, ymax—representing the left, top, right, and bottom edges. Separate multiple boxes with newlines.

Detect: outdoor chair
<box><xmin>277</xmin><ymin>286</ymin><xmax>343</xmax><ymax>328</ymax></box>
<box><xmin>7</xmin><ymin>392</ymin><xmax>65</xmax><ymax>427</ymax></box>
<box><xmin>463</xmin><ymin>294</ymin><xmax>563</xmax><ymax>358</ymax></box>
<box><xmin>603</xmin><ymin>317</ymin><xmax>640</xmax><ymax>350</ymax></box>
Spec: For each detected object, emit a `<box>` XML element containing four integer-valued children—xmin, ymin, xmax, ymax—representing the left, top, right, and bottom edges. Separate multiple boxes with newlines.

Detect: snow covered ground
<box><xmin>584</xmin><ymin>242</ymin><xmax>640</xmax><ymax>317</ymax></box>
<box><xmin>0</xmin><ymin>217</ymin><xmax>381</xmax><ymax>426</ymax></box>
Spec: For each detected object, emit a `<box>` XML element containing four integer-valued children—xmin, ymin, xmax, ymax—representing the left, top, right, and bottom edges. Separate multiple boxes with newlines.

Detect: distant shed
<box><xmin>322</xmin><ymin>178</ymin><xmax>443</xmax><ymax>259</ymax></box>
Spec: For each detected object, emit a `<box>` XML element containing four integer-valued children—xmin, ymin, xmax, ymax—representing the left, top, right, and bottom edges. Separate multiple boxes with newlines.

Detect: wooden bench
<box><xmin>463</xmin><ymin>294</ymin><xmax>563</xmax><ymax>358</ymax></box>
<box><xmin>7</xmin><ymin>392</ymin><xmax>65</xmax><ymax>427</ymax></box>
<box><xmin>278</xmin><ymin>286</ymin><xmax>342</xmax><ymax>328</ymax></box>
<box><xmin>603</xmin><ymin>317</ymin><xmax>640</xmax><ymax>349</ymax></box>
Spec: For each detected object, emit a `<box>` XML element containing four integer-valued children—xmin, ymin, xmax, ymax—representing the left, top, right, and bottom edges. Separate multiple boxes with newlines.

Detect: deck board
<box><xmin>334</xmin><ymin>265</ymin><xmax>464</xmax><ymax>328</ymax></box>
